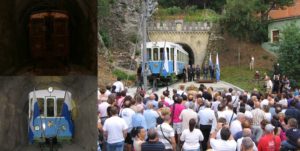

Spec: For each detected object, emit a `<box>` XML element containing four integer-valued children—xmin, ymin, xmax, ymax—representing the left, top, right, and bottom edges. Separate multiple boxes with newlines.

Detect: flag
<box><xmin>216</xmin><ymin>53</ymin><xmax>220</xmax><ymax>82</ymax></box>
<box><xmin>162</xmin><ymin>41</ymin><xmax>169</xmax><ymax>77</ymax></box>
<box><xmin>209</xmin><ymin>53</ymin><xmax>213</xmax><ymax>67</ymax></box>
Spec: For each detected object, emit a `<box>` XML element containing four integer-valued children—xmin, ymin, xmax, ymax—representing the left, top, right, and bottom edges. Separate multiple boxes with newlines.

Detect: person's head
<box><xmin>158</xmin><ymin>101</ymin><xmax>164</xmax><ymax>108</ymax></box>
<box><xmin>107</xmin><ymin>94</ymin><xmax>116</xmax><ymax>105</ymax></box>
<box><xmin>163</xmin><ymin>90</ymin><xmax>169</xmax><ymax>97</ymax></box>
<box><xmin>106</xmin><ymin>85</ymin><xmax>111</xmax><ymax>90</ymax></box>
<box><xmin>147</xmin><ymin>102</ymin><xmax>154</xmax><ymax>109</ymax></box>
<box><xmin>131</xmin><ymin>126</ymin><xmax>146</xmax><ymax>140</ymax></box>
<box><xmin>242</xmin><ymin>128</ymin><xmax>252</xmax><ymax>137</ymax></box>
<box><xmin>237</xmin><ymin>113</ymin><xmax>246</xmax><ymax>122</ymax></box>
<box><xmin>287</xmin><ymin>118</ymin><xmax>298</xmax><ymax>129</ymax></box>
<box><xmin>189</xmin><ymin>118</ymin><xmax>197</xmax><ymax>132</ymax></box>
<box><xmin>117</xmin><ymin>77</ymin><xmax>121</xmax><ymax>81</ymax></box>
<box><xmin>179</xmin><ymin>85</ymin><xmax>185</xmax><ymax>90</ymax></box>
<box><xmin>175</xmin><ymin>96</ymin><xmax>183</xmax><ymax>104</ymax></box>
<box><xmin>260</xmin><ymin>119</ymin><xmax>269</xmax><ymax>131</ymax></box>
<box><xmin>241</xmin><ymin>137</ymin><xmax>254</xmax><ymax>151</ymax></box>
<box><xmin>242</xmin><ymin>119</ymin><xmax>251</xmax><ymax>129</ymax></box>
<box><xmin>220</xmin><ymin>127</ymin><xmax>231</xmax><ymax>141</ymax></box>
<box><xmin>265</xmin><ymin>123</ymin><xmax>275</xmax><ymax>134</ymax></box>
<box><xmin>188</xmin><ymin>102</ymin><xmax>195</xmax><ymax>110</ymax></box>
<box><xmin>147</xmin><ymin>128</ymin><xmax>158</xmax><ymax>141</ymax></box>
<box><xmin>188</xmin><ymin>94</ymin><xmax>194</xmax><ymax>101</ymax></box>
<box><xmin>123</xmin><ymin>99</ymin><xmax>131</xmax><ymax>108</ymax></box>
<box><xmin>110</xmin><ymin>106</ymin><xmax>119</xmax><ymax>116</ymax></box>
<box><xmin>149</xmin><ymin>93</ymin><xmax>156</xmax><ymax>100</ymax></box>
<box><xmin>218</xmin><ymin>117</ymin><xmax>227</xmax><ymax>126</ymax></box>
<box><xmin>100</xmin><ymin>87</ymin><xmax>106</xmax><ymax>94</ymax></box>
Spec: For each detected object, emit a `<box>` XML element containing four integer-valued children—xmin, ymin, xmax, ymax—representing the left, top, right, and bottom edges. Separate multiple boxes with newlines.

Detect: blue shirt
<box><xmin>143</xmin><ymin>109</ymin><xmax>159</xmax><ymax>129</ymax></box>
<box><xmin>132</xmin><ymin>113</ymin><xmax>147</xmax><ymax>129</ymax></box>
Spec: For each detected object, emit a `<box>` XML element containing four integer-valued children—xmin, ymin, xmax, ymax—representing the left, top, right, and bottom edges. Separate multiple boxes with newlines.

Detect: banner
<box><xmin>216</xmin><ymin>53</ymin><xmax>220</xmax><ymax>82</ymax></box>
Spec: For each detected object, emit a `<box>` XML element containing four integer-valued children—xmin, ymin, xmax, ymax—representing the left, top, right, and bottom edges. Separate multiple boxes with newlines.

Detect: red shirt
<box><xmin>258</xmin><ymin>134</ymin><xmax>281</xmax><ymax>151</ymax></box>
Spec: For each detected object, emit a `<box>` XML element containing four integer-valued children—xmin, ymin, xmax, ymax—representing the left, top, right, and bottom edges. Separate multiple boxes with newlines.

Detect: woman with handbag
<box><xmin>156</xmin><ymin>108</ymin><xmax>176</xmax><ymax>151</ymax></box>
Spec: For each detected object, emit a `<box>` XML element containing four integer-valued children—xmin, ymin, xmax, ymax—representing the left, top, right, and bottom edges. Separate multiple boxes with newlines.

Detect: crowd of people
<box><xmin>97</xmin><ymin>76</ymin><xmax>300</xmax><ymax>151</ymax></box>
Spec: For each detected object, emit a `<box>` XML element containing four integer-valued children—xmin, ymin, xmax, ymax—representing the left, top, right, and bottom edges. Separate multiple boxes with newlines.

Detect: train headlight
<box><xmin>48</xmin><ymin>87</ymin><xmax>54</xmax><ymax>93</ymax></box>
<box><xmin>34</xmin><ymin>126</ymin><xmax>40</xmax><ymax>131</ymax></box>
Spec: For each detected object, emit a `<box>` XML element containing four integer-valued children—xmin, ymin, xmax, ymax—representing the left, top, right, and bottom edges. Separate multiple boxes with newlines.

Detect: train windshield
<box><xmin>147</xmin><ymin>48</ymin><xmax>152</xmax><ymax>60</ymax></box>
<box><xmin>37</xmin><ymin>98</ymin><xmax>45</xmax><ymax>116</ymax></box>
<box><xmin>153</xmin><ymin>48</ymin><xmax>158</xmax><ymax>61</ymax></box>
<box><xmin>56</xmin><ymin>98</ymin><xmax>64</xmax><ymax>117</ymax></box>
<box><xmin>46</xmin><ymin>98</ymin><xmax>55</xmax><ymax>117</ymax></box>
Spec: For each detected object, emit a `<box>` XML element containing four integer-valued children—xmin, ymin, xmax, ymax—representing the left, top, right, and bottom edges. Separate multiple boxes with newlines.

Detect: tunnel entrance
<box><xmin>0</xmin><ymin>0</ymin><xmax>97</xmax><ymax>75</ymax></box>
<box><xmin>176</xmin><ymin>43</ymin><xmax>195</xmax><ymax>66</ymax></box>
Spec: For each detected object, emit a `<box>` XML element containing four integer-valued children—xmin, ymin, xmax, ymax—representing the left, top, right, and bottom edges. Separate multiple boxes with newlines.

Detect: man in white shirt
<box><xmin>210</xmin><ymin>127</ymin><xmax>237</xmax><ymax>151</ymax></box>
<box><xmin>179</xmin><ymin>102</ymin><xmax>198</xmax><ymax>131</ymax></box>
<box><xmin>230</xmin><ymin>113</ymin><xmax>245</xmax><ymax>136</ymax></box>
<box><xmin>113</xmin><ymin>77</ymin><xmax>124</xmax><ymax>93</ymax></box>
<box><xmin>198</xmin><ymin>102</ymin><xmax>217</xmax><ymax>150</ymax></box>
<box><xmin>98</xmin><ymin>100</ymin><xmax>110</xmax><ymax>124</ymax></box>
<box><xmin>103</xmin><ymin>106</ymin><xmax>128</xmax><ymax>151</ymax></box>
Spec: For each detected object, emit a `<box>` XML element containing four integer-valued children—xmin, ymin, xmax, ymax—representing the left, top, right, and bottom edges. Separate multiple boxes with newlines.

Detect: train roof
<box><xmin>146</xmin><ymin>41</ymin><xmax>188</xmax><ymax>55</ymax></box>
<box><xmin>29</xmin><ymin>89</ymin><xmax>71</xmax><ymax>99</ymax></box>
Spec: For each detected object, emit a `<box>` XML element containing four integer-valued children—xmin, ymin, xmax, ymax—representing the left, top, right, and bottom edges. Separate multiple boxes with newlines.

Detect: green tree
<box><xmin>222</xmin><ymin>0</ymin><xmax>293</xmax><ymax>42</ymax></box>
<box><xmin>276</xmin><ymin>23</ymin><xmax>300</xmax><ymax>81</ymax></box>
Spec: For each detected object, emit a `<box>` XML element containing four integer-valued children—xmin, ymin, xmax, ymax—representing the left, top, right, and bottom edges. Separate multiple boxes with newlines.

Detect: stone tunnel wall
<box><xmin>0</xmin><ymin>76</ymin><xmax>97</xmax><ymax>151</ymax></box>
<box><xmin>148</xmin><ymin>20</ymin><xmax>212</xmax><ymax>67</ymax></box>
<box><xmin>0</xmin><ymin>0</ymin><xmax>97</xmax><ymax>75</ymax></box>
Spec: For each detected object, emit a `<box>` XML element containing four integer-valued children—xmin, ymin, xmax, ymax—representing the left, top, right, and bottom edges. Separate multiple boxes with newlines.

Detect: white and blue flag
<box><xmin>162</xmin><ymin>41</ymin><xmax>169</xmax><ymax>77</ymax></box>
<box><xmin>216</xmin><ymin>53</ymin><xmax>220</xmax><ymax>82</ymax></box>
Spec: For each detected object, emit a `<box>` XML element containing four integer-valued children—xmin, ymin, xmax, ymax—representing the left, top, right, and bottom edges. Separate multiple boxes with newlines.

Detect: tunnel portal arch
<box><xmin>176</xmin><ymin>43</ymin><xmax>195</xmax><ymax>66</ymax></box>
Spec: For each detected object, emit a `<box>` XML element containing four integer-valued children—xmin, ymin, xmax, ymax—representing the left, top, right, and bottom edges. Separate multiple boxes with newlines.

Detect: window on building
<box><xmin>272</xmin><ymin>30</ymin><xmax>279</xmax><ymax>43</ymax></box>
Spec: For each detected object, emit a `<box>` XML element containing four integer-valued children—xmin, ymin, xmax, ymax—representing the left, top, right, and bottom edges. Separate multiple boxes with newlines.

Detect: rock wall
<box><xmin>0</xmin><ymin>76</ymin><xmax>97</xmax><ymax>151</ymax></box>
<box><xmin>98</xmin><ymin>0</ymin><xmax>141</xmax><ymax>69</ymax></box>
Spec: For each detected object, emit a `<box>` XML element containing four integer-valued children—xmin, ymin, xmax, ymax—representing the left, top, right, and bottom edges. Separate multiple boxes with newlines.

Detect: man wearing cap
<box><xmin>257</xmin><ymin>124</ymin><xmax>281</xmax><ymax>151</ymax></box>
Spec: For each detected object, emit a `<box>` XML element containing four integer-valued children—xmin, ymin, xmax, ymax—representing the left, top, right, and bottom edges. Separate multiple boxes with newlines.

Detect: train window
<box><xmin>46</xmin><ymin>98</ymin><xmax>55</xmax><ymax>117</ymax></box>
<box><xmin>56</xmin><ymin>99</ymin><xmax>64</xmax><ymax>117</ymax></box>
<box><xmin>153</xmin><ymin>48</ymin><xmax>158</xmax><ymax>61</ymax></box>
<box><xmin>147</xmin><ymin>48</ymin><xmax>152</xmax><ymax>60</ymax></box>
<box><xmin>31</xmin><ymin>20</ymin><xmax>45</xmax><ymax>36</ymax></box>
<box><xmin>170</xmin><ymin>48</ymin><xmax>174</xmax><ymax>60</ymax></box>
<box><xmin>160</xmin><ymin>48</ymin><xmax>164</xmax><ymax>60</ymax></box>
<box><xmin>166</xmin><ymin>48</ymin><xmax>170</xmax><ymax>60</ymax></box>
<box><xmin>37</xmin><ymin>98</ymin><xmax>45</xmax><ymax>116</ymax></box>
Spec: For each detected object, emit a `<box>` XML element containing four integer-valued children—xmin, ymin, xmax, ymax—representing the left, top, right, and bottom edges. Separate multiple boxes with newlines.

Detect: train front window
<box><xmin>147</xmin><ymin>48</ymin><xmax>152</xmax><ymax>60</ymax></box>
<box><xmin>46</xmin><ymin>98</ymin><xmax>55</xmax><ymax>117</ymax></box>
<box><xmin>37</xmin><ymin>98</ymin><xmax>45</xmax><ymax>116</ymax></box>
<box><xmin>160</xmin><ymin>48</ymin><xmax>164</xmax><ymax>60</ymax></box>
<box><xmin>167</xmin><ymin>48</ymin><xmax>170</xmax><ymax>60</ymax></box>
<box><xmin>56</xmin><ymin>99</ymin><xmax>64</xmax><ymax>117</ymax></box>
<box><xmin>171</xmin><ymin>48</ymin><xmax>174</xmax><ymax>60</ymax></box>
<box><xmin>153</xmin><ymin>48</ymin><xmax>158</xmax><ymax>61</ymax></box>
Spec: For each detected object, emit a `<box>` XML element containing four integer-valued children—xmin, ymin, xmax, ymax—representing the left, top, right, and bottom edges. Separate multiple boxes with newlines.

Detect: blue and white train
<box><xmin>28</xmin><ymin>87</ymin><xmax>74</xmax><ymax>145</ymax></box>
<box><xmin>146</xmin><ymin>41</ymin><xmax>189</xmax><ymax>79</ymax></box>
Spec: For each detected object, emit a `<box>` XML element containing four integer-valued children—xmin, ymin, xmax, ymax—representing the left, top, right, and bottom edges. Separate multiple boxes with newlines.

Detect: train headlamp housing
<box><xmin>61</xmin><ymin>125</ymin><xmax>66</xmax><ymax>131</ymax></box>
<box><xmin>48</xmin><ymin>87</ymin><xmax>54</xmax><ymax>93</ymax></box>
<box><xmin>34</xmin><ymin>126</ymin><xmax>40</xmax><ymax>131</ymax></box>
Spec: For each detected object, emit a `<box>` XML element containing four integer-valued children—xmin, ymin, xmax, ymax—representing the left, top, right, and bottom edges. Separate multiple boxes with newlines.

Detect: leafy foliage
<box><xmin>222</xmin><ymin>0</ymin><xmax>268</xmax><ymax>42</ymax></box>
<box><xmin>276</xmin><ymin>23</ymin><xmax>300</xmax><ymax>81</ymax></box>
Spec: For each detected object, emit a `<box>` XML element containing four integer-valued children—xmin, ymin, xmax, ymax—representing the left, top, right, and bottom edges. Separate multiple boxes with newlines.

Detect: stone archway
<box><xmin>176</xmin><ymin>43</ymin><xmax>195</xmax><ymax>65</ymax></box>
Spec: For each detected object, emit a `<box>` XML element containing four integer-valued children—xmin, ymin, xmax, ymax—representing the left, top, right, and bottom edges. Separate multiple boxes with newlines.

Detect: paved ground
<box><xmin>127</xmin><ymin>80</ymin><xmax>243</xmax><ymax>97</ymax></box>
